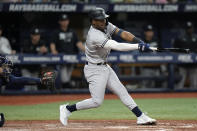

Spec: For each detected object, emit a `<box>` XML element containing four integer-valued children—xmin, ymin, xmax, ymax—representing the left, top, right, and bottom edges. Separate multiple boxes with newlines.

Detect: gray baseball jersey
<box><xmin>75</xmin><ymin>22</ymin><xmax>138</xmax><ymax>111</ymax></box>
<box><xmin>85</xmin><ymin>22</ymin><xmax>117</xmax><ymax>63</ymax></box>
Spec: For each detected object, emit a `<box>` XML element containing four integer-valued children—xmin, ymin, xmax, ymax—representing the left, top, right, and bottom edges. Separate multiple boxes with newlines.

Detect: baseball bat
<box><xmin>150</xmin><ymin>47</ymin><xmax>190</xmax><ymax>53</ymax></box>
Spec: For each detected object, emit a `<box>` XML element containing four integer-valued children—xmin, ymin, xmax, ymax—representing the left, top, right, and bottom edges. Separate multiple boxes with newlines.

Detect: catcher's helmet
<box><xmin>89</xmin><ymin>7</ymin><xmax>109</xmax><ymax>20</ymax></box>
<box><xmin>0</xmin><ymin>56</ymin><xmax>13</xmax><ymax>73</ymax></box>
<box><xmin>0</xmin><ymin>57</ymin><xmax>13</xmax><ymax>67</ymax></box>
<box><xmin>0</xmin><ymin>113</ymin><xmax>5</xmax><ymax>127</ymax></box>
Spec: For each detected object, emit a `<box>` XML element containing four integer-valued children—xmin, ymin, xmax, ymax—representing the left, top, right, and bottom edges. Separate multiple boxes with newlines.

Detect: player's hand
<box><xmin>40</xmin><ymin>46</ymin><xmax>48</xmax><ymax>54</ymax></box>
<box><xmin>11</xmin><ymin>50</ymin><xmax>16</xmax><ymax>54</ymax></box>
<box><xmin>52</xmin><ymin>50</ymin><xmax>58</xmax><ymax>55</ymax></box>
<box><xmin>138</xmin><ymin>42</ymin><xmax>152</xmax><ymax>52</ymax></box>
<box><xmin>0</xmin><ymin>68</ymin><xmax>9</xmax><ymax>77</ymax></box>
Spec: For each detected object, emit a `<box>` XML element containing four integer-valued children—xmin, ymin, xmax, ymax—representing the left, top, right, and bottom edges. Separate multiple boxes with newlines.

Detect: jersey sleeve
<box><xmin>107</xmin><ymin>22</ymin><xmax>118</xmax><ymax>36</ymax></box>
<box><xmin>1</xmin><ymin>38</ymin><xmax>12</xmax><ymax>54</ymax></box>
<box><xmin>91</xmin><ymin>31</ymin><xmax>109</xmax><ymax>48</ymax></box>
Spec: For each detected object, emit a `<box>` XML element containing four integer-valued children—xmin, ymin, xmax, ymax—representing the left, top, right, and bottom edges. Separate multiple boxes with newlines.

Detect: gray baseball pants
<box><xmin>76</xmin><ymin>64</ymin><xmax>137</xmax><ymax>110</ymax></box>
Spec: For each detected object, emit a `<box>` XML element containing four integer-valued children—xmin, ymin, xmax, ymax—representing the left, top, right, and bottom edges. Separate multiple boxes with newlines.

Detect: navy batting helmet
<box><xmin>89</xmin><ymin>7</ymin><xmax>109</xmax><ymax>20</ymax></box>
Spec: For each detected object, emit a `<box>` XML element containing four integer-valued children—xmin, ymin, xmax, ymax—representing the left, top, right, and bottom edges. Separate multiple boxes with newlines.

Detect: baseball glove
<box><xmin>41</xmin><ymin>71</ymin><xmax>57</xmax><ymax>92</ymax></box>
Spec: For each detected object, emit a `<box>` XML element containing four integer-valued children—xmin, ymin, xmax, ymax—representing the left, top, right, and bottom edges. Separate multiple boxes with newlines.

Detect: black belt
<box><xmin>85</xmin><ymin>62</ymin><xmax>107</xmax><ymax>65</ymax></box>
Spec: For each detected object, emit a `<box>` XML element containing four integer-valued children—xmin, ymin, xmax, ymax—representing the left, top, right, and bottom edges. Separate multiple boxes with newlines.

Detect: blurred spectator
<box><xmin>50</xmin><ymin>14</ymin><xmax>84</xmax><ymax>88</ymax></box>
<box><xmin>89</xmin><ymin>0</ymin><xmax>109</xmax><ymax>3</ymax></box>
<box><xmin>133</xmin><ymin>0</ymin><xmax>153</xmax><ymax>3</ymax></box>
<box><xmin>179</xmin><ymin>0</ymin><xmax>196</xmax><ymax>3</ymax></box>
<box><xmin>140</xmin><ymin>24</ymin><xmax>162</xmax><ymax>88</ymax></box>
<box><xmin>72</xmin><ymin>0</ymin><xmax>89</xmax><ymax>3</ymax></box>
<box><xmin>173</xmin><ymin>21</ymin><xmax>197</xmax><ymax>89</ymax></box>
<box><xmin>31</xmin><ymin>0</ymin><xmax>51</xmax><ymax>2</ymax></box>
<box><xmin>21</xmin><ymin>27</ymin><xmax>48</xmax><ymax>90</ymax></box>
<box><xmin>57</xmin><ymin>0</ymin><xmax>72</xmax><ymax>2</ymax></box>
<box><xmin>109</xmin><ymin>0</ymin><xmax>123</xmax><ymax>3</ymax></box>
<box><xmin>0</xmin><ymin>25</ymin><xmax>16</xmax><ymax>55</ymax></box>
<box><xmin>155</xmin><ymin>0</ymin><xmax>168</xmax><ymax>3</ymax></box>
<box><xmin>1</xmin><ymin>0</ymin><xmax>52</xmax><ymax>2</ymax></box>
<box><xmin>21</xmin><ymin>28</ymin><xmax>48</xmax><ymax>54</ymax></box>
<box><xmin>0</xmin><ymin>0</ymin><xmax>22</xmax><ymax>2</ymax></box>
<box><xmin>167</xmin><ymin>0</ymin><xmax>178</xmax><ymax>3</ymax></box>
<box><xmin>156</xmin><ymin>0</ymin><xmax>177</xmax><ymax>3</ymax></box>
<box><xmin>143</xmin><ymin>24</ymin><xmax>159</xmax><ymax>47</ymax></box>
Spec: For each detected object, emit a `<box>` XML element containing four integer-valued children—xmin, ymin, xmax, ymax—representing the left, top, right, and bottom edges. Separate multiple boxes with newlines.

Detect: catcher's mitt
<box><xmin>41</xmin><ymin>71</ymin><xmax>57</xmax><ymax>91</ymax></box>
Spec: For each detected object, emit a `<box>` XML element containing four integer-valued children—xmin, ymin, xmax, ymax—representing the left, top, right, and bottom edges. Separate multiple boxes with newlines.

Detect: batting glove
<box><xmin>138</xmin><ymin>42</ymin><xmax>152</xmax><ymax>52</ymax></box>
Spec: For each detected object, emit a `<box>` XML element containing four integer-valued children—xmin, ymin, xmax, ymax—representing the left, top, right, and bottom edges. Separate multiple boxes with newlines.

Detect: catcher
<box><xmin>0</xmin><ymin>56</ymin><xmax>56</xmax><ymax>92</ymax></box>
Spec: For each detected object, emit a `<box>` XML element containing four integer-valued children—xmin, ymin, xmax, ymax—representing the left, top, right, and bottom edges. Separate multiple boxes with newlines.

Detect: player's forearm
<box><xmin>104</xmin><ymin>40</ymin><xmax>138</xmax><ymax>51</ymax></box>
<box><xmin>50</xmin><ymin>43</ymin><xmax>58</xmax><ymax>54</ymax></box>
<box><xmin>9</xmin><ymin>75</ymin><xmax>41</xmax><ymax>85</ymax></box>
<box><xmin>77</xmin><ymin>41</ymin><xmax>85</xmax><ymax>52</ymax></box>
<box><xmin>120</xmin><ymin>31</ymin><xmax>135</xmax><ymax>42</ymax></box>
<box><xmin>116</xmin><ymin>29</ymin><xmax>142</xmax><ymax>43</ymax></box>
<box><xmin>0</xmin><ymin>67</ymin><xmax>3</xmax><ymax>74</ymax></box>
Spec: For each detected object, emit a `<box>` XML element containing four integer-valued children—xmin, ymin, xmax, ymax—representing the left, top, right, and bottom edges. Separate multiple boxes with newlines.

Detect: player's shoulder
<box><xmin>88</xmin><ymin>26</ymin><xmax>104</xmax><ymax>38</ymax></box>
<box><xmin>0</xmin><ymin>36</ymin><xmax>9</xmax><ymax>42</ymax></box>
<box><xmin>107</xmin><ymin>22</ymin><xmax>113</xmax><ymax>26</ymax></box>
<box><xmin>88</xmin><ymin>26</ymin><xmax>100</xmax><ymax>33</ymax></box>
<box><xmin>107</xmin><ymin>22</ymin><xmax>118</xmax><ymax>35</ymax></box>
<box><xmin>107</xmin><ymin>22</ymin><xmax>116</xmax><ymax>28</ymax></box>
<box><xmin>0</xmin><ymin>36</ymin><xmax>7</xmax><ymax>40</ymax></box>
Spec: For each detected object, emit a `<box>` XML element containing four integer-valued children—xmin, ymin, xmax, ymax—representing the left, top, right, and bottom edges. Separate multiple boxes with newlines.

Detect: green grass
<box><xmin>0</xmin><ymin>98</ymin><xmax>197</xmax><ymax>120</ymax></box>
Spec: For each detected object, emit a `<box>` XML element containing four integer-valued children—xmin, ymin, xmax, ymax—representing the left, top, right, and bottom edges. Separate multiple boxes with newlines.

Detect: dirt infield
<box><xmin>2</xmin><ymin>120</ymin><xmax>197</xmax><ymax>131</ymax></box>
<box><xmin>0</xmin><ymin>92</ymin><xmax>197</xmax><ymax>105</ymax></box>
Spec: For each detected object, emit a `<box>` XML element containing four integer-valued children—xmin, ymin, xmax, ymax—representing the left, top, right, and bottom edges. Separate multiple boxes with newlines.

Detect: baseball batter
<box><xmin>60</xmin><ymin>7</ymin><xmax>156</xmax><ymax>125</ymax></box>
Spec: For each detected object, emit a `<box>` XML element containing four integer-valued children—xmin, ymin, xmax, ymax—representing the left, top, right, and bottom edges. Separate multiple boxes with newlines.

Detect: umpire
<box><xmin>173</xmin><ymin>21</ymin><xmax>197</xmax><ymax>89</ymax></box>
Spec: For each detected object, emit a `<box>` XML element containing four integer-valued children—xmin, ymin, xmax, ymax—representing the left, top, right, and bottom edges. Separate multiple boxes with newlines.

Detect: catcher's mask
<box><xmin>0</xmin><ymin>56</ymin><xmax>13</xmax><ymax>73</ymax></box>
<box><xmin>0</xmin><ymin>113</ymin><xmax>5</xmax><ymax>127</ymax></box>
<box><xmin>89</xmin><ymin>7</ymin><xmax>109</xmax><ymax>26</ymax></box>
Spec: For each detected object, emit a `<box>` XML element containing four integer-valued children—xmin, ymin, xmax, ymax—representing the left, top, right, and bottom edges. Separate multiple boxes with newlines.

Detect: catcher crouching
<box><xmin>0</xmin><ymin>56</ymin><xmax>56</xmax><ymax>92</ymax></box>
